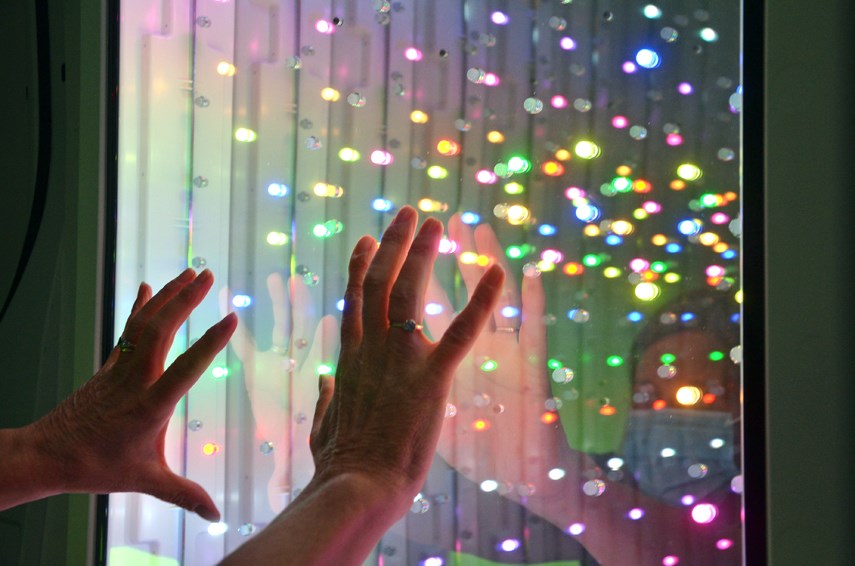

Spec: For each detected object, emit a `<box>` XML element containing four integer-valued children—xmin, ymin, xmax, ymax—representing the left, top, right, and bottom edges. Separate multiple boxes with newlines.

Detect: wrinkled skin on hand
<box><xmin>428</xmin><ymin>215</ymin><xmax>577</xmax><ymax>499</ymax></box>
<box><xmin>32</xmin><ymin>269</ymin><xmax>236</xmax><ymax>521</ymax></box>
<box><xmin>308</xmin><ymin>207</ymin><xmax>505</xmax><ymax>503</ymax></box>
<box><xmin>220</xmin><ymin>275</ymin><xmax>337</xmax><ymax>512</ymax></box>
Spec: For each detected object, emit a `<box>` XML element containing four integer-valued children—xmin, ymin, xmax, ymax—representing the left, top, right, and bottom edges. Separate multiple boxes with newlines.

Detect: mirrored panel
<box><xmin>110</xmin><ymin>0</ymin><xmax>743</xmax><ymax>564</ymax></box>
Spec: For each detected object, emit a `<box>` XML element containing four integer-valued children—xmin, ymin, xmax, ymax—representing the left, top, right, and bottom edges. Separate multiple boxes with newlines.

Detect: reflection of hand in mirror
<box><xmin>220</xmin><ymin>274</ymin><xmax>338</xmax><ymax>513</ymax></box>
<box><xmin>427</xmin><ymin>214</ymin><xmax>574</xmax><ymax>496</ymax></box>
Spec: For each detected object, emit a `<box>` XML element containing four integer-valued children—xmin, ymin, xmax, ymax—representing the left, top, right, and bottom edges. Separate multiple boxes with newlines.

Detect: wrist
<box><xmin>0</xmin><ymin>425</ymin><xmax>63</xmax><ymax>510</ymax></box>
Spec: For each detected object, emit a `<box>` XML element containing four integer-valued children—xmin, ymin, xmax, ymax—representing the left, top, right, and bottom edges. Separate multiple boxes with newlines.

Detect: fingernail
<box><xmin>194</xmin><ymin>505</ymin><xmax>221</xmax><ymax>522</ymax></box>
<box><xmin>178</xmin><ymin>268</ymin><xmax>195</xmax><ymax>282</ymax></box>
<box><xmin>392</xmin><ymin>206</ymin><xmax>416</xmax><ymax>226</ymax></box>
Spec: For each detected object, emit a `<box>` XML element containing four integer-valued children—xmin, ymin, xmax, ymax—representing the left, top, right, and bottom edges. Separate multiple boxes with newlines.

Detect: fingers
<box><xmin>431</xmin><ymin>265</ymin><xmax>505</xmax><ymax>380</ymax></box>
<box><xmin>218</xmin><ymin>286</ymin><xmax>255</xmax><ymax>362</ymax></box>
<box><xmin>142</xmin><ymin>464</ymin><xmax>220</xmax><ymax>522</ymax></box>
<box><xmin>474</xmin><ymin>223</ymin><xmax>520</xmax><ymax>329</ymax></box>
<box><xmin>448</xmin><ymin>214</ymin><xmax>483</xmax><ymax>298</ymax></box>
<box><xmin>310</xmin><ymin>375</ymin><xmax>335</xmax><ymax>462</ymax></box>
<box><xmin>305</xmin><ymin>315</ymin><xmax>340</xmax><ymax>377</ymax></box>
<box><xmin>387</xmin><ymin>218</ymin><xmax>443</xmax><ymax>330</ymax></box>
<box><xmin>519</xmin><ymin>272</ymin><xmax>547</xmax><ymax>361</ymax></box>
<box><xmin>122</xmin><ymin>268</ymin><xmax>196</xmax><ymax>343</ymax></box>
<box><xmin>361</xmin><ymin>207</ymin><xmax>418</xmax><ymax>343</ymax></box>
<box><xmin>340</xmin><ymin>236</ymin><xmax>377</xmax><ymax>352</ymax></box>
<box><xmin>147</xmin><ymin>313</ymin><xmax>238</xmax><ymax>414</ymax></box>
<box><xmin>424</xmin><ymin>273</ymin><xmax>455</xmax><ymax>341</ymax></box>
<box><xmin>134</xmin><ymin>270</ymin><xmax>215</xmax><ymax>374</ymax></box>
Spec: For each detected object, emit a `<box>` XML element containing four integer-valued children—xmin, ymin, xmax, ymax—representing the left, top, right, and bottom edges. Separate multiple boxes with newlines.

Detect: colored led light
<box><xmin>491</xmin><ymin>11</ymin><xmax>509</xmax><ymax>25</ymax></box>
<box><xmin>606</xmin><ymin>355</ymin><xmax>624</xmax><ymax>367</ymax></box>
<box><xmin>677</xmin><ymin>163</ymin><xmax>702</xmax><ymax>180</ymax></box>
<box><xmin>539</xmin><ymin>224</ymin><xmax>557</xmax><ymax>236</ymax></box>
<box><xmin>691</xmin><ymin>503</ymin><xmax>718</xmax><ymax>524</ymax></box>
<box><xmin>216</xmin><ymin>61</ymin><xmax>236</xmax><ymax>76</ymax></box>
<box><xmin>563</xmin><ymin>262</ymin><xmax>583</xmax><ymax>275</ymax></box>
<box><xmin>643</xmin><ymin>4</ymin><xmax>663</xmax><ymax>18</ymax></box>
<box><xmin>480</xmin><ymin>479</ymin><xmax>499</xmax><ymax>492</ymax></box>
<box><xmin>542</xmin><ymin>161</ymin><xmax>565</xmax><ymax>176</ymax></box>
<box><xmin>320</xmin><ymin>87</ymin><xmax>340</xmax><ymax>101</ymax></box>
<box><xmin>436</xmin><ymin>139</ymin><xmax>460</xmax><ymax>156</ymax></box>
<box><xmin>504</xmin><ymin>182</ymin><xmax>525</xmax><ymax>195</ymax></box>
<box><xmin>560</xmin><ymin>36</ymin><xmax>577</xmax><ymax>50</ymax></box>
<box><xmin>507</xmin><ymin>156</ymin><xmax>531</xmax><ymax>173</ymax></box>
<box><xmin>612</xmin><ymin>115</ymin><xmax>629</xmax><ymax>128</ymax></box>
<box><xmin>605</xmin><ymin>235</ymin><xmax>623</xmax><ymax>246</ymax></box>
<box><xmin>266</xmin><ymin>231</ymin><xmax>289</xmax><ymax>246</ymax></box>
<box><xmin>567</xmin><ymin>523</ymin><xmax>586</xmax><ymax>536</ymax></box>
<box><xmin>370</xmin><ymin>150</ymin><xmax>393</xmax><ymax>165</ymax></box>
<box><xmin>486</xmin><ymin>130</ymin><xmax>505</xmax><ymax>143</ymax></box>
<box><xmin>427</xmin><ymin>165</ymin><xmax>449</xmax><ymax>179</ymax></box>
<box><xmin>372</xmin><ymin>198</ymin><xmax>394</xmax><ymax>212</ymax></box>
<box><xmin>424</xmin><ymin>303</ymin><xmax>443</xmax><ymax>315</ymax></box>
<box><xmin>627</xmin><ymin>311</ymin><xmax>643</xmax><ymax>322</ymax></box>
<box><xmin>476</xmin><ymin>169</ymin><xmax>498</xmax><ymax>184</ymax></box>
<box><xmin>410</xmin><ymin>110</ymin><xmax>429</xmax><ymax>124</ymax></box>
<box><xmin>437</xmin><ymin>238</ymin><xmax>458</xmax><ymax>254</ymax></box>
<box><xmin>232</xmin><ymin>295</ymin><xmax>252</xmax><ymax>308</ymax></box>
<box><xmin>548</xmin><ymin>468</ymin><xmax>566</xmax><ymax>480</ymax></box>
<box><xmin>404</xmin><ymin>47</ymin><xmax>423</xmax><ymax>61</ymax></box>
<box><xmin>635</xmin><ymin>282</ymin><xmax>661</xmax><ymax>301</ymax></box>
<box><xmin>574</xmin><ymin>140</ymin><xmax>601</xmax><ymax>159</ymax></box>
<box><xmin>211</xmin><ymin>366</ymin><xmax>229</xmax><ymax>379</ymax></box>
<box><xmin>622</xmin><ymin>61</ymin><xmax>638</xmax><ymax>73</ymax></box>
<box><xmin>418</xmin><ymin>198</ymin><xmax>447</xmax><ymax>212</ymax></box>
<box><xmin>234</xmin><ymin>128</ymin><xmax>257</xmax><ymax>142</ymax></box>
<box><xmin>582</xmin><ymin>254</ymin><xmax>601</xmax><ymax>267</ymax></box>
<box><xmin>267</xmin><ymin>182</ymin><xmax>288</xmax><ymax>197</ymax></box>
<box><xmin>460</xmin><ymin>212</ymin><xmax>480</xmax><ymax>224</ymax></box>
<box><xmin>575</xmin><ymin>204</ymin><xmax>601</xmax><ymax>222</ymax></box>
<box><xmin>472</xmin><ymin>418</ymin><xmax>491</xmax><ymax>431</ymax></box>
<box><xmin>499</xmin><ymin>539</ymin><xmax>521</xmax><ymax>552</ymax></box>
<box><xmin>666</xmin><ymin>133</ymin><xmax>683</xmax><ymax>146</ymax></box>
<box><xmin>678</xmin><ymin>82</ymin><xmax>693</xmax><ymax>95</ymax></box>
<box><xmin>313</xmin><ymin>182</ymin><xmax>344</xmax><ymax>198</ymax></box>
<box><xmin>676</xmin><ymin>386</ymin><xmax>702</xmax><ymax>406</ymax></box>
<box><xmin>551</xmin><ymin>95</ymin><xmax>569</xmax><ymax>108</ymax></box>
<box><xmin>203</xmin><ymin>442</ymin><xmax>220</xmax><ymax>456</ymax></box>
<box><xmin>506</xmin><ymin>204</ymin><xmax>530</xmax><ymax>225</ymax></box>
<box><xmin>315</xmin><ymin>19</ymin><xmax>335</xmax><ymax>33</ymax></box>
<box><xmin>338</xmin><ymin>147</ymin><xmax>361</xmax><ymax>162</ymax></box>
<box><xmin>541</xmin><ymin>411</ymin><xmax>559</xmax><ymax>424</ymax></box>
<box><xmin>699</xmin><ymin>27</ymin><xmax>719</xmax><ymax>42</ymax></box>
<box><xmin>484</xmin><ymin>72</ymin><xmax>500</xmax><ymax>86</ymax></box>
<box><xmin>636</xmin><ymin>49</ymin><xmax>661</xmax><ymax>68</ymax></box>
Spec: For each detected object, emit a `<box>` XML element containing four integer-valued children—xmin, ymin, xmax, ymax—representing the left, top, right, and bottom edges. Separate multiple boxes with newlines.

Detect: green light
<box><xmin>312</xmin><ymin>220</ymin><xmax>343</xmax><ymax>239</ymax></box>
<box><xmin>507</xmin><ymin>156</ymin><xmax>531</xmax><ymax>173</ymax></box>
<box><xmin>480</xmin><ymin>360</ymin><xmax>498</xmax><ymax>372</ymax></box>
<box><xmin>582</xmin><ymin>254</ymin><xmax>602</xmax><ymax>267</ymax></box>
<box><xmin>211</xmin><ymin>366</ymin><xmax>230</xmax><ymax>379</ymax></box>
<box><xmin>700</xmin><ymin>193</ymin><xmax>719</xmax><ymax>208</ymax></box>
<box><xmin>547</xmin><ymin>358</ymin><xmax>563</xmax><ymax>370</ymax></box>
<box><xmin>506</xmin><ymin>245</ymin><xmax>524</xmax><ymax>259</ymax></box>
<box><xmin>611</xmin><ymin>176</ymin><xmax>632</xmax><ymax>192</ymax></box>
<box><xmin>606</xmin><ymin>355</ymin><xmax>624</xmax><ymax>367</ymax></box>
<box><xmin>427</xmin><ymin>165</ymin><xmax>449</xmax><ymax>179</ymax></box>
<box><xmin>338</xmin><ymin>147</ymin><xmax>361</xmax><ymax>162</ymax></box>
<box><xmin>660</xmin><ymin>353</ymin><xmax>676</xmax><ymax>364</ymax></box>
<box><xmin>650</xmin><ymin>261</ymin><xmax>667</xmax><ymax>273</ymax></box>
<box><xmin>504</xmin><ymin>181</ymin><xmax>525</xmax><ymax>195</ymax></box>
<box><xmin>709</xmin><ymin>350</ymin><xmax>725</xmax><ymax>361</ymax></box>
<box><xmin>493</xmin><ymin>162</ymin><xmax>511</xmax><ymax>177</ymax></box>
<box><xmin>316</xmin><ymin>363</ymin><xmax>335</xmax><ymax>375</ymax></box>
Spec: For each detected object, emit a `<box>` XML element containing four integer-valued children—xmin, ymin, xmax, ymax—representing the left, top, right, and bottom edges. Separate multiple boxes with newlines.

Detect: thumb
<box><xmin>141</xmin><ymin>464</ymin><xmax>221</xmax><ymax>522</ymax></box>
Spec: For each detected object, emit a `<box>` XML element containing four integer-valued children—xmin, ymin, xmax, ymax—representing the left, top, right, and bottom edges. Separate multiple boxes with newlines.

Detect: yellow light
<box><xmin>320</xmin><ymin>87</ymin><xmax>341</xmax><ymax>101</ymax></box>
<box><xmin>537</xmin><ymin>260</ymin><xmax>556</xmax><ymax>272</ymax></box>
<box><xmin>476</xmin><ymin>254</ymin><xmax>491</xmax><ymax>267</ymax></box>
<box><xmin>266</xmin><ymin>232</ymin><xmax>289</xmax><ymax>246</ymax></box>
<box><xmin>417</xmin><ymin>198</ymin><xmax>448</xmax><ymax>212</ymax></box>
<box><xmin>313</xmin><ymin>182</ymin><xmax>344</xmax><ymax>198</ymax></box>
<box><xmin>632</xmin><ymin>179</ymin><xmax>652</xmax><ymax>193</ymax></box>
<box><xmin>436</xmin><ymin>139</ymin><xmax>460</xmax><ymax>156</ymax></box>
<box><xmin>677</xmin><ymin>163</ymin><xmax>703</xmax><ymax>181</ymax></box>
<box><xmin>202</xmin><ymin>442</ymin><xmax>220</xmax><ymax>456</ymax></box>
<box><xmin>542</xmin><ymin>161</ymin><xmax>565</xmax><ymax>176</ymax></box>
<box><xmin>664</xmin><ymin>273</ymin><xmax>681</xmax><ymax>283</ymax></box>
<box><xmin>698</xmin><ymin>232</ymin><xmax>720</xmax><ymax>246</ymax></box>
<box><xmin>633</xmin><ymin>208</ymin><xmax>648</xmax><ymax>220</ymax></box>
<box><xmin>460</xmin><ymin>252</ymin><xmax>479</xmax><ymax>265</ymax></box>
<box><xmin>611</xmin><ymin>220</ymin><xmax>634</xmax><ymax>235</ymax></box>
<box><xmin>670</xmin><ymin>179</ymin><xmax>686</xmax><ymax>191</ymax></box>
<box><xmin>634</xmin><ymin>282</ymin><xmax>661</xmax><ymax>301</ymax></box>
<box><xmin>651</xmin><ymin>234</ymin><xmax>668</xmax><ymax>246</ymax></box>
<box><xmin>615</xmin><ymin>165</ymin><xmax>633</xmax><ymax>177</ymax></box>
<box><xmin>427</xmin><ymin>165</ymin><xmax>449</xmax><ymax>179</ymax></box>
<box><xmin>504</xmin><ymin>182</ymin><xmax>525</xmax><ymax>195</ymax></box>
<box><xmin>338</xmin><ymin>147</ymin><xmax>361</xmax><ymax>162</ymax></box>
<box><xmin>472</xmin><ymin>419</ymin><xmax>491</xmax><ymax>431</ymax></box>
<box><xmin>603</xmin><ymin>266</ymin><xmax>622</xmax><ymax>278</ymax></box>
<box><xmin>216</xmin><ymin>61</ymin><xmax>237</xmax><ymax>76</ymax></box>
<box><xmin>234</xmin><ymin>128</ymin><xmax>257</xmax><ymax>142</ymax></box>
<box><xmin>554</xmin><ymin>148</ymin><xmax>572</xmax><ymax>161</ymax></box>
<box><xmin>410</xmin><ymin>110</ymin><xmax>430</xmax><ymax>124</ymax></box>
<box><xmin>486</xmin><ymin>130</ymin><xmax>505</xmax><ymax>143</ymax></box>
<box><xmin>506</xmin><ymin>204</ymin><xmax>530</xmax><ymax>225</ymax></box>
<box><xmin>713</xmin><ymin>242</ymin><xmax>729</xmax><ymax>253</ymax></box>
<box><xmin>724</xmin><ymin>191</ymin><xmax>738</xmax><ymax>202</ymax></box>
<box><xmin>676</xmin><ymin>386</ymin><xmax>702</xmax><ymax>406</ymax></box>
<box><xmin>574</xmin><ymin>140</ymin><xmax>601</xmax><ymax>159</ymax></box>
<box><xmin>583</xmin><ymin>225</ymin><xmax>601</xmax><ymax>237</ymax></box>
<box><xmin>735</xmin><ymin>290</ymin><xmax>743</xmax><ymax>304</ymax></box>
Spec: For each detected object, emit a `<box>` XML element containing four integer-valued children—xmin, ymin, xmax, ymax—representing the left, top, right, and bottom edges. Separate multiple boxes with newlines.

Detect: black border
<box><xmin>741</xmin><ymin>0</ymin><xmax>767</xmax><ymax>564</ymax></box>
<box><xmin>93</xmin><ymin>0</ymin><xmax>120</xmax><ymax>563</ymax></box>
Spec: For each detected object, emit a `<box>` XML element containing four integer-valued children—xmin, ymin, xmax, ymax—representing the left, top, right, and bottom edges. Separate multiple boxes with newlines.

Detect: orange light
<box><xmin>554</xmin><ymin>148</ymin><xmax>572</xmax><ymax>161</ymax></box>
<box><xmin>615</xmin><ymin>165</ymin><xmax>633</xmax><ymax>177</ymax></box>
<box><xmin>641</xmin><ymin>270</ymin><xmax>659</xmax><ymax>281</ymax></box>
<box><xmin>202</xmin><ymin>442</ymin><xmax>220</xmax><ymax>456</ymax></box>
<box><xmin>599</xmin><ymin>405</ymin><xmax>617</xmax><ymax>416</ymax></box>
<box><xmin>583</xmin><ymin>225</ymin><xmax>601</xmax><ymax>237</ymax></box>
<box><xmin>713</xmin><ymin>242</ymin><xmax>729</xmax><ymax>253</ymax></box>
<box><xmin>669</xmin><ymin>179</ymin><xmax>686</xmax><ymax>191</ymax></box>
<box><xmin>652</xmin><ymin>399</ymin><xmax>667</xmax><ymax>411</ymax></box>
<box><xmin>724</xmin><ymin>191</ymin><xmax>738</xmax><ymax>202</ymax></box>
<box><xmin>541</xmin><ymin>161</ymin><xmax>565</xmax><ymax>176</ymax></box>
<box><xmin>651</xmin><ymin>234</ymin><xmax>668</xmax><ymax>246</ymax></box>
<box><xmin>486</xmin><ymin>130</ymin><xmax>505</xmax><ymax>143</ymax></box>
<box><xmin>472</xmin><ymin>419</ymin><xmax>491</xmax><ymax>431</ymax></box>
<box><xmin>706</xmin><ymin>276</ymin><xmax>724</xmax><ymax>287</ymax></box>
<box><xmin>436</xmin><ymin>139</ymin><xmax>460</xmax><ymax>156</ymax></box>
<box><xmin>563</xmin><ymin>262</ymin><xmax>584</xmax><ymax>276</ymax></box>
<box><xmin>541</xmin><ymin>411</ymin><xmax>559</xmax><ymax>424</ymax></box>
<box><xmin>632</xmin><ymin>179</ymin><xmax>652</xmax><ymax>194</ymax></box>
<box><xmin>702</xmin><ymin>393</ymin><xmax>717</xmax><ymax>404</ymax></box>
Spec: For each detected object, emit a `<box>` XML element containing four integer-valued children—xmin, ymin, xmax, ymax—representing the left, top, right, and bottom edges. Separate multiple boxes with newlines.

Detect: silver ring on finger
<box><xmin>389</xmin><ymin>319</ymin><xmax>424</xmax><ymax>333</ymax></box>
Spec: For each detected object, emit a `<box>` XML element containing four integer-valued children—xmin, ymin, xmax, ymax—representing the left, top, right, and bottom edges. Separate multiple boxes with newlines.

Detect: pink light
<box><xmin>628</xmin><ymin>507</ymin><xmax>645</xmax><ymax>520</ymax></box>
<box><xmin>666</xmin><ymin>133</ymin><xmax>683</xmax><ymax>146</ymax></box>
<box><xmin>484</xmin><ymin>72</ymin><xmax>501</xmax><ymax>86</ymax></box>
<box><xmin>405</xmin><ymin>47</ymin><xmax>423</xmax><ymax>61</ymax></box>
<box><xmin>551</xmin><ymin>95</ymin><xmax>568</xmax><ymax>108</ymax></box>
<box><xmin>711</xmin><ymin>212</ymin><xmax>729</xmax><ymax>224</ymax></box>
<box><xmin>629</xmin><ymin>258</ymin><xmax>650</xmax><ymax>273</ymax></box>
<box><xmin>542</xmin><ymin>249</ymin><xmax>564</xmax><ymax>264</ymax></box>
<box><xmin>705</xmin><ymin>265</ymin><xmax>725</xmax><ymax>278</ymax></box>
<box><xmin>662</xmin><ymin>556</ymin><xmax>679</xmax><ymax>566</ymax></box>
<box><xmin>681</xmin><ymin>495</ymin><xmax>695</xmax><ymax>506</ymax></box>
<box><xmin>438</xmin><ymin>238</ymin><xmax>458</xmax><ymax>254</ymax></box>
<box><xmin>491</xmin><ymin>11</ymin><xmax>509</xmax><ymax>25</ymax></box>
<box><xmin>691</xmin><ymin>503</ymin><xmax>718</xmax><ymax>524</ymax></box>
<box><xmin>678</xmin><ymin>82</ymin><xmax>694</xmax><ymax>95</ymax></box>
<box><xmin>560</xmin><ymin>37</ymin><xmax>577</xmax><ymax>50</ymax></box>
<box><xmin>622</xmin><ymin>61</ymin><xmax>638</xmax><ymax>74</ymax></box>
<box><xmin>567</xmin><ymin>522</ymin><xmax>586</xmax><ymax>536</ymax></box>
<box><xmin>370</xmin><ymin>150</ymin><xmax>393</xmax><ymax>166</ymax></box>
<box><xmin>476</xmin><ymin>169</ymin><xmax>498</xmax><ymax>184</ymax></box>
<box><xmin>565</xmin><ymin>186</ymin><xmax>585</xmax><ymax>200</ymax></box>
<box><xmin>716</xmin><ymin>538</ymin><xmax>734</xmax><ymax>550</ymax></box>
<box><xmin>642</xmin><ymin>201</ymin><xmax>662</xmax><ymax>214</ymax></box>
<box><xmin>612</xmin><ymin>115</ymin><xmax>629</xmax><ymax>129</ymax></box>
<box><xmin>499</xmin><ymin>538</ymin><xmax>521</xmax><ymax>552</ymax></box>
<box><xmin>315</xmin><ymin>19</ymin><xmax>335</xmax><ymax>34</ymax></box>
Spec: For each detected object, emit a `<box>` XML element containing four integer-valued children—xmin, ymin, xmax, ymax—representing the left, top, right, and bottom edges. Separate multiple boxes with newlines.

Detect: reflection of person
<box><xmin>428</xmin><ymin>215</ymin><xmax>741</xmax><ymax>566</ymax></box>
<box><xmin>0</xmin><ymin>206</ymin><xmax>505</xmax><ymax>566</ymax></box>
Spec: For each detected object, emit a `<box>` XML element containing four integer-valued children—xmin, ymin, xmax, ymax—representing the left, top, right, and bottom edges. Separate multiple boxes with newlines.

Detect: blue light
<box><xmin>232</xmin><ymin>295</ymin><xmax>252</xmax><ymax>308</ymax></box>
<box><xmin>730</xmin><ymin>313</ymin><xmax>740</xmax><ymax>323</ymax></box>
<box><xmin>538</xmin><ymin>223</ymin><xmax>557</xmax><ymax>236</ymax></box>
<box><xmin>605</xmin><ymin>234</ymin><xmax>623</xmax><ymax>246</ymax></box>
<box><xmin>680</xmin><ymin>312</ymin><xmax>695</xmax><ymax>322</ymax></box>
<box><xmin>267</xmin><ymin>183</ymin><xmax>289</xmax><ymax>197</ymax></box>
<box><xmin>635</xmin><ymin>48</ymin><xmax>661</xmax><ymax>69</ymax></box>
<box><xmin>721</xmin><ymin>249</ymin><xmax>737</xmax><ymax>260</ymax></box>
<box><xmin>575</xmin><ymin>204</ymin><xmax>600</xmax><ymax>222</ymax></box>
<box><xmin>665</xmin><ymin>243</ymin><xmax>682</xmax><ymax>254</ymax></box>
<box><xmin>677</xmin><ymin>219</ymin><xmax>702</xmax><ymax>236</ymax></box>
<box><xmin>501</xmin><ymin>306</ymin><xmax>520</xmax><ymax>318</ymax></box>
<box><xmin>460</xmin><ymin>211</ymin><xmax>481</xmax><ymax>225</ymax></box>
<box><xmin>372</xmin><ymin>198</ymin><xmax>394</xmax><ymax>212</ymax></box>
<box><xmin>627</xmin><ymin>311</ymin><xmax>644</xmax><ymax>322</ymax></box>
<box><xmin>336</xmin><ymin>299</ymin><xmax>345</xmax><ymax>311</ymax></box>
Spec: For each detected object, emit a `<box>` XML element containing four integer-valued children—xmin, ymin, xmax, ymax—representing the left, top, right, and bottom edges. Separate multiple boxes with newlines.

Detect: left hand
<box><xmin>28</xmin><ymin>268</ymin><xmax>236</xmax><ymax>521</ymax></box>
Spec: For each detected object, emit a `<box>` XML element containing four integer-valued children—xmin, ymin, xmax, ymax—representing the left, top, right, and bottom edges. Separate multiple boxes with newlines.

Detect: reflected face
<box><xmin>633</xmin><ymin>330</ymin><xmax>738</xmax><ymax>416</ymax></box>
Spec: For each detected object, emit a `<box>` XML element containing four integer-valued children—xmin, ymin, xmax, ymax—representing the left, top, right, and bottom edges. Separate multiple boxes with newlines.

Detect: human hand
<box><xmin>427</xmin><ymin>215</ymin><xmax>573</xmax><ymax>499</ymax></box>
<box><xmin>28</xmin><ymin>269</ymin><xmax>236</xmax><ymax>521</ymax></box>
<box><xmin>219</xmin><ymin>274</ymin><xmax>338</xmax><ymax>512</ymax></box>
<box><xmin>308</xmin><ymin>206</ymin><xmax>505</xmax><ymax>510</ymax></box>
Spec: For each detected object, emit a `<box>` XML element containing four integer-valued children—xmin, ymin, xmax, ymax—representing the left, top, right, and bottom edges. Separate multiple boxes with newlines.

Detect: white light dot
<box><xmin>548</xmin><ymin>468</ymin><xmax>566</xmax><ymax>480</ymax></box>
<box><xmin>567</xmin><ymin>522</ymin><xmax>586</xmax><ymax>536</ymax></box>
<box><xmin>425</xmin><ymin>303</ymin><xmax>443</xmax><ymax>316</ymax></box>
<box><xmin>607</xmin><ymin>457</ymin><xmax>624</xmax><ymax>470</ymax></box>
<box><xmin>628</xmin><ymin>507</ymin><xmax>645</xmax><ymax>520</ymax></box>
<box><xmin>232</xmin><ymin>295</ymin><xmax>252</xmax><ymax>308</ymax></box>
<box><xmin>207</xmin><ymin>522</ymin><xmax>228</xmax><ymax>536</ymax></box>
<box><xmin>480</xmin><ymin>480</ymin><xmax>499</xmax><ymax>492</ymax></box>
<box><xmin>710</xmin><ymin>438</ymin><xmax>726</xmax><ymax>449</ymax></box>
<box><xmin>691</xmin><ymin>503</ymin><xmax>718</xmax><ymax>524</ymax></box>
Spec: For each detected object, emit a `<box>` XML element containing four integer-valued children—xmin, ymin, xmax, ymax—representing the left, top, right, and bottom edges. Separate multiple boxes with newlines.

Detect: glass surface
<box><xmin>110</xmin><ymin>0</ymin><xmax>743</xmax><ymax>564</ymax></box>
